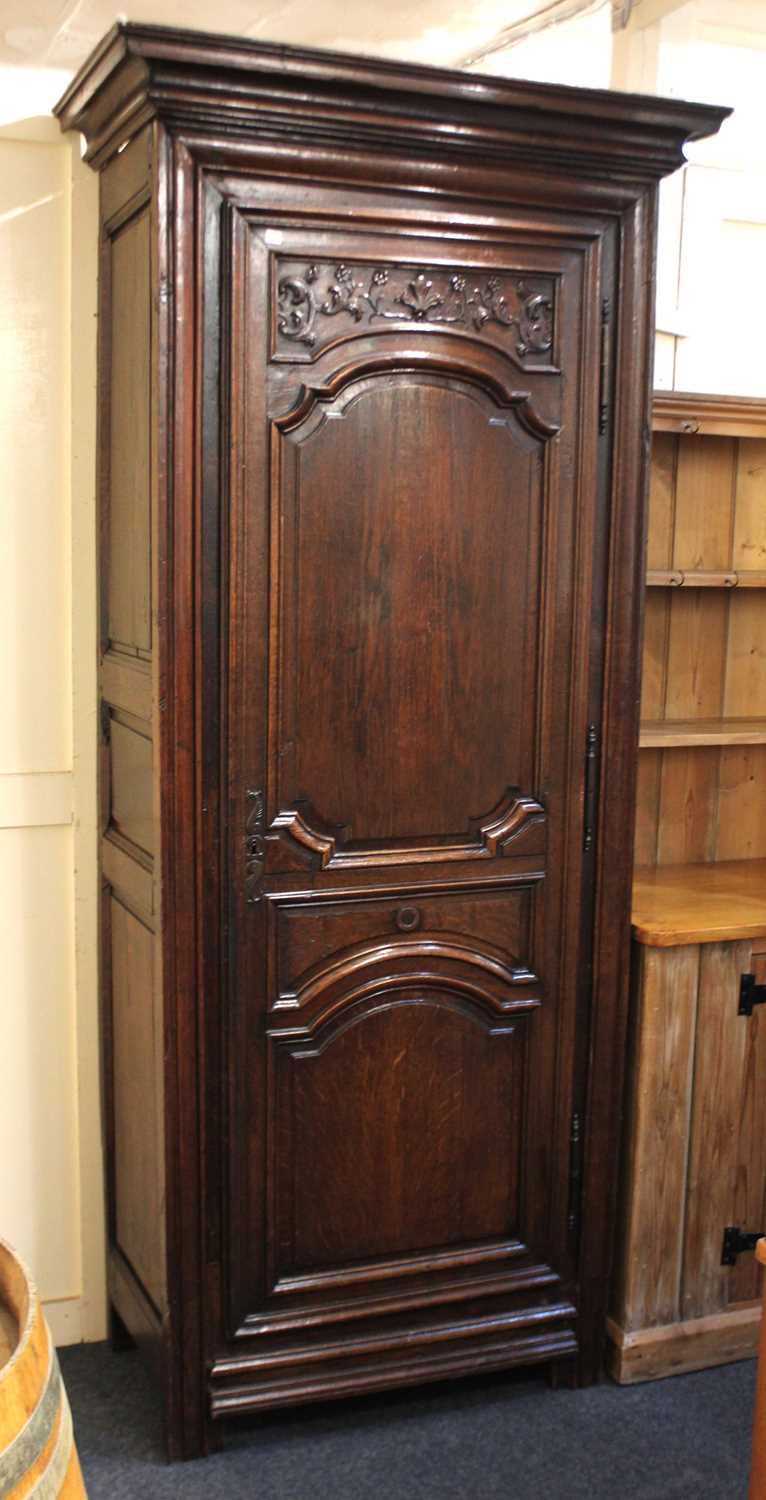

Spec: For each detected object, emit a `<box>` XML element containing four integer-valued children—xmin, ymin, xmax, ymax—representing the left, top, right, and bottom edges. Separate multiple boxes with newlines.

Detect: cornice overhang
<box><xmin>53</xmin><ymin>21</ymin><xmax>730</xmax><ymax>184</ymax></box>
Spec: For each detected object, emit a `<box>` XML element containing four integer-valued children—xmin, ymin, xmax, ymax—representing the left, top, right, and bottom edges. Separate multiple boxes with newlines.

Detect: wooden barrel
<box><xmin>0</xmin><ymin>1239</ymin><xmax>87</xmax><ymax>1498</ymax></box>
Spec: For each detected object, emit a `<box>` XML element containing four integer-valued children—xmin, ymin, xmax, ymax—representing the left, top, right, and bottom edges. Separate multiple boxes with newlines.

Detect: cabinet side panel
<box><xmin>615</xmin><ymin>944</ymin><xmax>699</xmax><ymax>1331</ymax></box>
<box><xmin>111</xmin><ymin>896</ymin><xmax>164</xmax><ymax>1310</ymax></box>
<box><xmin>109</xmin><ymin>715</ymin><xmax>154</xmax><ymax>856</ymax></box>
<box><xmin>98</xmin><ymin>130</ymin><xmax>167</xmax><ymax>1334</ymax></box>
<box><xmin>730</xmin><ymin>979</ymin><xmax>766</xmax><ymax>1304</ymax></box>
<box><xmin>107</xmin><ymin>206</ymin><xmax>152</xmax><ymax>655</ymax></box>
<box><xmin>682</xmin><ymin>940</ymin><xmax>751</xmax><ymax>1320</ymax></box>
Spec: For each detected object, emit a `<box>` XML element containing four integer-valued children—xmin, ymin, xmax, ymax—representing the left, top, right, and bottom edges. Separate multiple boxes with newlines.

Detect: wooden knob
<box><xmin>395</xmin><ymin>906</ymin><xmax>421</xmax><ymax>932</ymax></box>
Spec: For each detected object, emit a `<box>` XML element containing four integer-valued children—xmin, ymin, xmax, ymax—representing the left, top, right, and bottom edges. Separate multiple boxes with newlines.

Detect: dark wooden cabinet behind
<box><xmin>55</xmin><ymin>27</ymin><xmax>727</xmax><ymax>1458</ymax></box>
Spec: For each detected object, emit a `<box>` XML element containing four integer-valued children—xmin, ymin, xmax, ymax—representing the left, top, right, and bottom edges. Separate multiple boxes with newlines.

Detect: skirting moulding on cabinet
<box><xmin>54</xmin><ymin>26</ymin><xmax>728</xmax><ymax>1458</ymax></box>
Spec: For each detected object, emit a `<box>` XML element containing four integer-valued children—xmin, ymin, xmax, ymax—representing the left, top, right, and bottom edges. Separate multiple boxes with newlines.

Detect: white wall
<box><xmin>0</xmin><ymin>111</ymin><xmax>103</xmax><ymax>1344</ymax></box>
<box><xmin>468</xmin><ymin>5</ymin><xmax>613</xmax><ymax>89</ymax></box>
<box><xmin>613</xmin><ymin>0</ymin><xmax>766</xmax><ymax>394</ymax></box>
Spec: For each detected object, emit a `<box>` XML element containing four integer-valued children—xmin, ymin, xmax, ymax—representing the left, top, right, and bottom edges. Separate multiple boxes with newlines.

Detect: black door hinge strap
<box><xmin>739</xmin><ymin>973</ymin><xmax>766</xmax><ymax>1016</ymax></box>
<box><xmin>584</xmin><ymin>723</ymin><xmax>599</xmax><ymax>853</ymax></box>
<box><xmin>599</xmin><ymin>298</ymin><xmax>611</xmax><ymax>435</ymax></box>
<box><xmin>721</xmin><ymin>1226</ymin><xmax>764</xmax><ymax>1265</ymax></box>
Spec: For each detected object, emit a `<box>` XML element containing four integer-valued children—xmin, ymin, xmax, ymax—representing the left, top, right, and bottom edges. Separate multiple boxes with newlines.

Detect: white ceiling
<box><xmin>0</xmin><ymin>0</ymin><xmax>570</xmax><ymax>74</ymax></box>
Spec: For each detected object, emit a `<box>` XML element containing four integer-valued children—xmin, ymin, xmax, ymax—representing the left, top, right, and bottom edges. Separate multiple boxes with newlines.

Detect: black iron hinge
<box><xmin>739</xmin><ymin>973</ymin><xmax>766</xmax><ymax>1016</ymax></box>
<box><xmin>598</xmin><ymin>298</ymin><xmax>611</xmax><ymax>435</ymax></box>
<box><xmin>583</xmin><ymin>722</ymin><xmax>599</xmax><ymax>852</ymax></box>
<box><xmin>721</xmin><ymin>1226</ymin><xmax>764</xmax><ymax>1265</ymax></box>
<box><xmin>568</xmin><ymin>1111</ymin><xmax>583</xmax><ymax>1236</ymax></box>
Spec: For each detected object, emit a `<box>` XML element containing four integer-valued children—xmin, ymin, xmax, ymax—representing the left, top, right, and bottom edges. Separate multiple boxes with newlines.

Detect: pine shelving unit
<box><xmin>609</xmin><ymin>392</ymin><xmax>766</xmax><ymax>1384</ymax></box>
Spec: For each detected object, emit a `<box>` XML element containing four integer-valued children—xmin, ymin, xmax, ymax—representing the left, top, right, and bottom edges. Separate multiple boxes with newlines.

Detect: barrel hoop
<box><xmin>0</xmin><ymin>1344</ymin><xmax>61</xmax><ymax>1500</ymax></box>
<box><xmin>23</xmin><ymin>1386</ymin><xmax>75</xmax><ymax>1500</ymax></box>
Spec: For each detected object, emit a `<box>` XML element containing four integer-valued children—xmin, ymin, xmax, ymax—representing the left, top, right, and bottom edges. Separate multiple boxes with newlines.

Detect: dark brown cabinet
<box><xmin>55</xmin><ymin>27</ymin><xmax>726</xmax><ymax>1458</ymax></box>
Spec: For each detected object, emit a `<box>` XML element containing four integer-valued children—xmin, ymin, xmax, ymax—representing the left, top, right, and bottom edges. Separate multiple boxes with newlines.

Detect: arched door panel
<box><xmin>270</xmin><ymin>987</ymin><xmax>527</xmax><ymax>1285</ymax></box>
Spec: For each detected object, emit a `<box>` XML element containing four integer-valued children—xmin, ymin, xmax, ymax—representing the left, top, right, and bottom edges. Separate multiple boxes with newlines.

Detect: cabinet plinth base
<box><xmin>606</xmin><ymin>1307</ymin><xmax>761</xmax><ymax>1385</ymax></box>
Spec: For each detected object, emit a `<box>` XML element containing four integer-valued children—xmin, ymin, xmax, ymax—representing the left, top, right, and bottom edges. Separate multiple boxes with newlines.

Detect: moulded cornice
<box><xmin>54</xmin><ymin>21</ymin><xmax>730</xmax><ymax>184</ymax></box>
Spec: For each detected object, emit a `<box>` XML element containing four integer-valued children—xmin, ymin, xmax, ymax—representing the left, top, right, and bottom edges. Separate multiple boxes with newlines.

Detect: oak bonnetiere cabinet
<box><xmin>55</xmin><ymin>28</ymin><xmax>726</xmax><ymax>1458</ymax></box>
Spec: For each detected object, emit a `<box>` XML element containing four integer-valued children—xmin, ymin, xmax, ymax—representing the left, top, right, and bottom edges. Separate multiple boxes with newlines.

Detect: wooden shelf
<box><xmin>646</xmin><ymin>569</ymin><xmax>766</xmax><ymax>589</ymax></box>
<box><xmin>632</xmin><ymin>859</ymin><xmax>766</xmax><ymax>947</ymax></box>
<box><xmin>652</xmin><ymin>391</ymin><xmax>766</xmax><ymax>439</ymax></box>
<box><xmin>640</xmin><ymin>718</ymin><xmax>766</xmax><ymax>748</ymax></box>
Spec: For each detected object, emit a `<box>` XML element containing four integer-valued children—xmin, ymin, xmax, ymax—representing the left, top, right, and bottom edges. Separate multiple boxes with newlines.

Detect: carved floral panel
<box><xmin>273</xmin><ymin>259</ymin><xmax>556</xmax><ymax>365</ymax></box>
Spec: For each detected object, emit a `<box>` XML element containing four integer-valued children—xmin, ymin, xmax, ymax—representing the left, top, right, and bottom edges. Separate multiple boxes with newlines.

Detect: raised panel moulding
<box><xmin>267</xmin><ymin>788</ymin><xmax>546</xmax><ymax>873</ymax></box>
<box><xmin>272</xmin><ymin>354</ymin><xmax>562</xmax><ymax>441</ymax></box>
<box><xmin>274</xmin><ymin>936</ymin><xmax>541</xmax><ymax>1022</ymax></box>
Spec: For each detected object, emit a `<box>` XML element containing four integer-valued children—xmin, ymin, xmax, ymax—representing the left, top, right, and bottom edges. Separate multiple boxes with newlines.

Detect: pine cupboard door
<box><xmin>219</xmin><ymin>205</ymin><xmax>608</xmax><ymax>1402</ymax></box>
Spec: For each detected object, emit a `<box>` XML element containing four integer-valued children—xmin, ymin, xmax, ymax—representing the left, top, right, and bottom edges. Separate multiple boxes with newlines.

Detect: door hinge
<box><xmin>568</xmin><ymin>1111</ymin><xmax>583</xmax><ymax>1235</ymax></box>
<box><xmin>739</xmin><ymin>973</ymin><xmax>766</xmax><ymax>1016</ymax></box>
<box><xmin>598</xmin><ymin>298</ymin><xmax>611</xmax><ymax>435</ymax></box>
<box><xmin>721</xmin><ymin>1226</ymin><xmax>764</xmax><ymax>1265</ymax></box>
<box><xmin>583</xmin><ymin>722</ymin><xmax>599</xmax><ymax>852</ymax></box>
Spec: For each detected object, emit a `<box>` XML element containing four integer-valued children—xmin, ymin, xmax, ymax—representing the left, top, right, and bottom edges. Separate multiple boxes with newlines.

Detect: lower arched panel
<box><xmin>270</xmin><ymin>991</ymin><xmax>526</xmax><ymax>1286</ymax></box>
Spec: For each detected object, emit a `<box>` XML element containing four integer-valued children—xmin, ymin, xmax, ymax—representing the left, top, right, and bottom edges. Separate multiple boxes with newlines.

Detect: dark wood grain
<box><xmin>55</xmin><ymin>24</ymin><xmax>728</xmax><ymax>1458</ymax></box>
<box><xmin>274</xmin><ymin>995</ymin><xmax>526</xmax><ymax>1272</ymax></box>
<box><xmin>278</xmin><ymin>375</ymin><xmax>544</xmax><ymax>841</ymax></box>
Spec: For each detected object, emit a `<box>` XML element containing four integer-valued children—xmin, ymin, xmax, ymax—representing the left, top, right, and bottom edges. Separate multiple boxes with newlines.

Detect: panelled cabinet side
<box><xmin>95</xmin><ymin>123</ymin><xmax>169</xmax><ymax>1384</ymax></box>
<box><xmin>56</xmin><ymin>25</ymin><xmax>729</xmax><ymax>1460</ymax></box>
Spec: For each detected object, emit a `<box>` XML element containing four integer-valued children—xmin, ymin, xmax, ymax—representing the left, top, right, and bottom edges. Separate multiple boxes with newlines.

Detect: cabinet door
<box><xmin>220</xmin><ymin>208</ymin><xmax>607</xmax><ymax>1397</ymax></box>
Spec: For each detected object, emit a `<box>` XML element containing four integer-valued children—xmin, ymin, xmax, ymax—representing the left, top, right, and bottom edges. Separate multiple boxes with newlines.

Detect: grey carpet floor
<box><xmin>60</xmin><ymin>1343</ymin><xmax>757</xmax><ymax>1499</ymax></box>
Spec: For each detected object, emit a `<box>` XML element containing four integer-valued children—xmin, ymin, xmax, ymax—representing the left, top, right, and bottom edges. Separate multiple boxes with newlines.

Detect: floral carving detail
<box><xmin>276</xmin><ymin>261</ymin><xmax>554</xmax><ymax>358</ymax></box>
<box><xmin>397</xmin><ymin>272</ymin><xmax>450</xmax><ymax>320</ymax></box>
<box><xmin>245</xmin><ymin>788</ymin><xmax>266</xmax><ymax>904</ymax></box>
<box><xmin>318</xmin><ymin>264</ymin><xmax>365</xmax><ymax>321</ymax></box>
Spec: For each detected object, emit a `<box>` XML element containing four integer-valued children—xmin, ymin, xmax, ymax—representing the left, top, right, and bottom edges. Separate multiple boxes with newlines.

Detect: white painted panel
<box><xmin>0</xmin><ymin>771</ymin><xmax>72</xmax><ymax>828</ymax></box>
<box><xmin>468</xmin><ymin>7</ymin><xmax>613</xmax><ymax>87</ymax></box>
<box><xmin>68</xmin><ymin>135</ymin><xmax>106</xmax><ymax>1343</ymax></box>
<box><xmin>0</xmin><ymin>140</ymin><xmax>71</xmax><ymax>774</ymax></box>
<box><xmin>615</xmin><ymin>0</ymin><xmax>766</xmax><ymax>399</ymax></box>
<box><xmin>0</xmin><ymin>824</ymin><xmax>80</xmax><ymax>1306</ymax></box>
<box><xmin>44</xmin><ymin>1295</ymin><xmax>83</xmax><ymax>1348</ymax></box>
<box><xmin>653</xmin><ymin>332</ymin><xmax>676</xmax><ymax>391</ymax></box>
<box><xmin>674</xmin><ymin>164</ymin><xmax>766</xmax><ymax>396</ymax></box>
